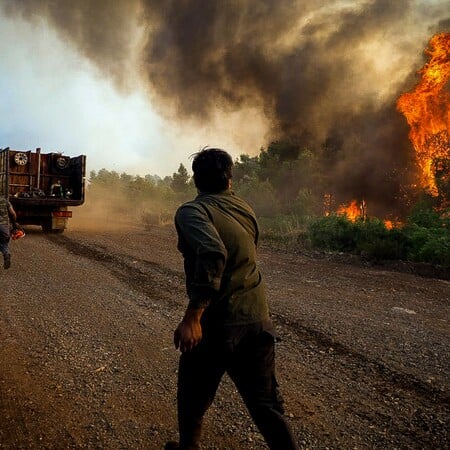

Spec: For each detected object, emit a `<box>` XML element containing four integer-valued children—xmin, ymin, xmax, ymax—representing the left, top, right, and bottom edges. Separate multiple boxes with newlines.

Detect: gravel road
<box><xmin>0</xmin><ymin>223</ymin><xmax>448</xmax><ymax>449</ymax></box>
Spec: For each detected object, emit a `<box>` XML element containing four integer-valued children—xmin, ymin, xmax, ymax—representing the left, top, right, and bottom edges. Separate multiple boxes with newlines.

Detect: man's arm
<box><xmin>7</xmin><ymin>202</ymin><xmax>17</xmax><ymax>225</ymax></box>
<box><xmin>174</xmin><ymin>204</ymin><xmax>227</xmax><ymax>352</ymax></box>
<box><xmin>175</xmin><ymin>204</ymin><xmax>227</xmax><ymax>310</ymax></box>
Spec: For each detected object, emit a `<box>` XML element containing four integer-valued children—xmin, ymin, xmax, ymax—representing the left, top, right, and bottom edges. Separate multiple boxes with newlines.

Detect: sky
<box><xmin>0</xmin><ymin>12</ymin><xmax>253</xmax><ymax>178</ymax></box>
<box><xmin>0</xmin><ymin>0</ymin><xmax>448</xmax><ymax>181</ymax></box>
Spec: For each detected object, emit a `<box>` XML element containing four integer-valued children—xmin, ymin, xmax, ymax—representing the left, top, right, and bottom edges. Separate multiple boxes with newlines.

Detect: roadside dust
<box><xmin>70</xmin><ymin>187</ymin><xmax>144</xmax><ymax>231</ymax></box>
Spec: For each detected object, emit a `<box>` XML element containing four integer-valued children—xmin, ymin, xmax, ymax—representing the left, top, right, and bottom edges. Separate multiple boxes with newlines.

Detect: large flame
<box><xmin>396</xmin><ymin>33</ymin><xmax>450</xmax><ymax>196</ymax></box>
<box><xmin>337</xmin><ymin>199</ymin><xmax>400</xmax><ymax>229</ymax></box>
<box><xmin>337</xmin><ymin>200</ymin><xmax>365</xmax><ymax>222</ymax></box>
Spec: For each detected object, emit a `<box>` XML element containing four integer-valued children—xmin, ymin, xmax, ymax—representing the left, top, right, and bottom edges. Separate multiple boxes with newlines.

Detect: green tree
<box><xmin>171</xmin><ymin>163</ymin><xmax>190</xmax><ymax>192</ymax></box>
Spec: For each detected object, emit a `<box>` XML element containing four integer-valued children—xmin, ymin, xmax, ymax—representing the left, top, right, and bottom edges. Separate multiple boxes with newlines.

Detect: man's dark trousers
<box><xmin>177</xmin><ymin>323</ymin><xmax>299</xmax><ymax>450</ymax></box>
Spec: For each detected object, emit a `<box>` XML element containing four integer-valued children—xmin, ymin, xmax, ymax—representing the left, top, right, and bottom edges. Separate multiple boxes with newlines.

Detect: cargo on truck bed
<box><xmin>0</xmin><ymin>147</ymin><xmax>86</xmax><ymax>232</ymax></box>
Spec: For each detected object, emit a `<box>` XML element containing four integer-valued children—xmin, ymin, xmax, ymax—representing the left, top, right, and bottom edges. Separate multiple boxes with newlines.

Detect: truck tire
<box><xmin>41</xmin><ymin>220</ymin><xmax>64</xmax><ymax>234</ymax></box>
<box><xmin>14</xmin><ymin>152</ymin><xmax>28</xmax><ymax>165</ymax></box>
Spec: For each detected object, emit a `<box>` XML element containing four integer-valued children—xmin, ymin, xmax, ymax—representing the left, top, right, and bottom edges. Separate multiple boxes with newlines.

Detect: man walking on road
<box><xmin>0</xmin><ymin>195</ymin><xmax>17</xmax><ymax>269</ymax></box>
<box><xmin>167</xmin><ymin>148</ymin><xmax>298</xmax><ymax>450</ymax></box>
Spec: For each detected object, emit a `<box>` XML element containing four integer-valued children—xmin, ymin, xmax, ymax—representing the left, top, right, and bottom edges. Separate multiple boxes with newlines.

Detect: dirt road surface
<box><xmin>0</xmin><ymin>223</ymin><xmax>449</xmax><ymax>449</ymax></box>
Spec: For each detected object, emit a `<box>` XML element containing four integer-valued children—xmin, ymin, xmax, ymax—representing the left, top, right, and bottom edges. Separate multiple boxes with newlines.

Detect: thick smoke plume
<box><xmin>1</xmin><ymin>0</ymin><xmax>448</xmax><ymax>215</ymax></box>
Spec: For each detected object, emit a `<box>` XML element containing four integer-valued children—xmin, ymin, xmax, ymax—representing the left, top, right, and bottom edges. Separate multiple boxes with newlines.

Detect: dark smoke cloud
<box><xmin>1</xmin><ymin>0</ymin><xmax>448</xmax><ymax>213</ymax></box>
<box><xmin>0</xmin><ymin>0</ymin><xmax>140</xmax><ymax>87</ymax></box>
<box><xmin>436</xmin><ymin>17</ymin><xmax>450</xmax><ymax>32</ymax></box>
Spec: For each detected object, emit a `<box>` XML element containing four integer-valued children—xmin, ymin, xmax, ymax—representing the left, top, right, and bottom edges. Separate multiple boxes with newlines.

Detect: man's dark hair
<box><xmin>191</xmin><ymin>147</ymin><xmax>233</xmax><ymax>193</ymax></box>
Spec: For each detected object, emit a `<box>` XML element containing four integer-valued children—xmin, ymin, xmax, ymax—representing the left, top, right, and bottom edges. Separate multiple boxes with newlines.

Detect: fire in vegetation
<box><xmin>336</xmin><ymin>199</ymin><xmax>401</xmax><ymax>229</ymax></box>
<box><xmin>335</xmin><ymin>33</ymin><xmax>449</xmax><ymax>226</ymax></box>
<box><xmin>396</xmin><ymin>32</ymin><xmax>450</xmax><ymax>198</ymax></box>
<box><xmin>337</xmin><ymin>200</ymin><xmax>366</xmax><ymax>222</ymax></box>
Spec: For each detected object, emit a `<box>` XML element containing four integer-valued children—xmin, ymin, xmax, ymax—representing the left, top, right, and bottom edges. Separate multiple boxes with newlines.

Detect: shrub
<box><xmin>407</xmin><ymin>201</ymin><xmax>442</xmax><ymax>228</ymax></box>
<box><xmin>305</xmin><ymin>206</ymin><xmax>449</xmax><ymax>267</ymax></box>
<box><xmin>358</xmin><ymin>228</ymin><xmax>410</xmax><ymax>261</ymax></box>
<box><xmin>306</xmin><ymin>216</ymin><xmax>413</xmax><ymax>261</ymax></box>
<box><xmin>259</xmin><ymin>214</ymin><xmax>310</xmax><ymax>247</ymax></box>
<box><xmin>307</xmin><ymin>215</ymin><xmax>356</xmax><ymax>252</ymax></box>
<box><xmin>407</xmin><ymin>225</ymin><xmax>450</xmax><ymax>266</ymax></box>
<box><xmin>353</xmin><ymin>219</ymin><xmax>410</xmax><ymax>261</ymax></box>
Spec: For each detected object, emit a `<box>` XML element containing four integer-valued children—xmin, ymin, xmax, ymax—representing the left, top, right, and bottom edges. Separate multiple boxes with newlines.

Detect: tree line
<box><xmin>88</xmin><ymin>141</ymin><xmax>449</xmax><ymax>267</ymax></box>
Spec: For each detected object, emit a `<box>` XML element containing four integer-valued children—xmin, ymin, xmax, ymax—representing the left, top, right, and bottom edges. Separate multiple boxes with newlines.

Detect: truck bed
<box><xmin>0</xmin><ymin>148</ymin><xmax>85</xmax><ymax>203</ymax></box>
<box><xmin>0</xmin><ymin>147</ymin><xmax>86</xmax><ymax>231</ymax></box>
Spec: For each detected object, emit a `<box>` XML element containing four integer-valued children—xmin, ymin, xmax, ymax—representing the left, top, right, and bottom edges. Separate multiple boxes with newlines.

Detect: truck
<box><xmin>0</xmin><ymin>147</ymin><xmax>86</xmax><ymax>233</ymax></box>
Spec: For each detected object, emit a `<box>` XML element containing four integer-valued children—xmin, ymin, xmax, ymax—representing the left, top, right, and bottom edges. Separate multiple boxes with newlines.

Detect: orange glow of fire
<box><xmin>384</xmin><ymin>219</ymin><xmax>403</xmax><ymax>230</ymax></box>
<box><xmin>337</xmin><ymin>200</ymin><xmax>402</xmax><ymax>229</ymax></box>
<box><xmin>337</xmin><ymin>200</ymin><xmax>363</xmax><ymax>222</ymax></box>
<box><xmin>396</xmin><ymin>32</ymin><xmax>450</xmax><ymax>196</ymax></box>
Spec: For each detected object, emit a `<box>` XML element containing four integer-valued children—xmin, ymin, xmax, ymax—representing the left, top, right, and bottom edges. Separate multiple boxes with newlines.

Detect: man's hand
<box><xmin>173</xmin><ymin>307</ymin><xmax>205</xmax><ymax>353</ymax></box>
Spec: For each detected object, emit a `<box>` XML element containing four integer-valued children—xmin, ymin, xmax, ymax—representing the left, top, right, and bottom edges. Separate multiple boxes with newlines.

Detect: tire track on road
<box><xmin>46</xmin><ymin>234</ymin><xmax>185</xmax><ymax>309</ymax></box>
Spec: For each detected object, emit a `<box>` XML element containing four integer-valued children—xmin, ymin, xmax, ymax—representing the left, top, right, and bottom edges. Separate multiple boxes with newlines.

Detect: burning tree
<box><xmin>396</xmin><ymin>32</ymin><xmax>450</xmax><ymax>203</ymax></box>
<box><xmin>330</xmin><ymin>33</ymin><xmax>449</xmax><ymax>224</ymax></box>
<box><xmin>336</xmin><ymin>200</ymin><xmax>367</xmax><ymax>222</ymax></box>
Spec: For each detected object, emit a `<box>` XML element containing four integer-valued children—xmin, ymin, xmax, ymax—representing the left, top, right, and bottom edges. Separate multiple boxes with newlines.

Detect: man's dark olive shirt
<box><xmin>175</xmin><ymin>189</ymin><xmax>269</xmax><ymax>326</ymax></box>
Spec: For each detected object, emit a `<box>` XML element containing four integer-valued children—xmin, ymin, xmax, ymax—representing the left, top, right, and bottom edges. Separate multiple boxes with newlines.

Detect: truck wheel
<box><xmin>14</xmin><ymin>152</ymin><xmax>28</xmax><ymax>165</ymax></box>
<box><xmin>41</xmin><ymin>221</ymin><xmax>51</xmax><ymax>233</ymax></box>
<box><xmin>42</xmin><ymin>226</ymin><xmax>64</xmax><ymax>234</ymax></box>
<box><xmin>41</xmin><ymin>221</ymin><xmax>64</xmax><ymax>234</ymax></box>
